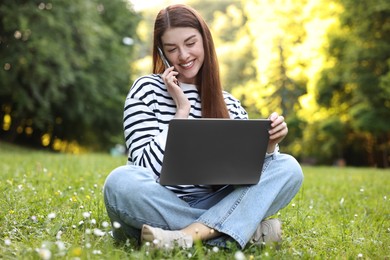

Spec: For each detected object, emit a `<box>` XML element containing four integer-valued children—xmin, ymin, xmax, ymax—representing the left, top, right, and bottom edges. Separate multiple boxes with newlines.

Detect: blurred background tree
<box><xmin>1</xmin><ymin>0</ymin><xmax>389</xmax><ymax>167</ymax></box>
<box><xmin>0</xmin><ymin>0</ymin><xmax>139</xmax><ymax>152</ymax></box>
<box><xmin>227</xmin><ymin>0</ymin><xmax>388</xmax><ymax>167</ymax></box>
<box><xmin>232</xmin><ymin>0</ymin><xmax>344</xmax><ymax>163</ymax></box>
<box><xmin>316</xmin><ymin>0</ymin><xmax>390</xmax><ymax>167</ymax></box>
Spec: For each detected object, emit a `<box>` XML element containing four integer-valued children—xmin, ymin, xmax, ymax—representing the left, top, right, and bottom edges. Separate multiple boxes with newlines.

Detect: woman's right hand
<box><xmin>162</xmin><ymin>66</ymin><xmax>191</xmax><ymax>118</ymax></box>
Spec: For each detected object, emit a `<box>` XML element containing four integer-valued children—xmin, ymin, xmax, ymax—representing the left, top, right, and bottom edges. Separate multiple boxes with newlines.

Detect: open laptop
<box><xmin>159</xmin><ymin>118</ymin><xmax>271</xmax><ymax>185</ymax></box>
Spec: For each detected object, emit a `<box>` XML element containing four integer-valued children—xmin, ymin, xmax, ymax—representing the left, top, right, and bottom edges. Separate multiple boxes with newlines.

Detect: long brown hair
<box><xmin>152</xmin><ymin>4</ymin><xmax>229</xmax><ymax>119</ymax></box>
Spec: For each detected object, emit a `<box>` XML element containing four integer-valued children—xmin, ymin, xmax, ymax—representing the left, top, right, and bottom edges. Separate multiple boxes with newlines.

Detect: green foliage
<box><xmin>316</xmin><ymin>0</ymin><xmax>390</xmax><ymax>167</ymax></box>
<box><xmin>0</xmin><ymin>144</ymin><xmax>389</xmax><ymax>259</ymax></box>
<box><xmin>3</xmin><ymin>0</ymin><xmax>388</xmax><ymax>166</ymax></box>
<box><xmin>218</xmin><ymin>0</ymin><xmax>389</xmax><ymax>167</ymax></box>
<box><xmin>230</xmin><ymin>0</ymin><xmax>330</xmax><ymax>160</ymax></box>
<box><xmin>302</xmin><ymin>116</ymin><xmax>347</xmax><ymax>164</ymax></box>
<box><xmin>0</xmin><ymin>0</ymin><xmax>139</xmax><ymax>150</ymax></box>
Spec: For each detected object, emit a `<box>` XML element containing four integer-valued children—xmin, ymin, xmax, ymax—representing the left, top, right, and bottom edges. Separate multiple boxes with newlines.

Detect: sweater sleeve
<box><xmin>123</xmin><ymin>76</ymin><xmax>169</xmax><ymax>178</ymax></box>
<box><xmin>223</xmin><ymin>91</ymin><xmax>249</xmax><ymax>120</ymax></box>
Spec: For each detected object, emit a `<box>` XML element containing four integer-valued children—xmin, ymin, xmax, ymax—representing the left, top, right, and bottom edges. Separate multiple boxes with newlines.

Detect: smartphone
<box><xmin>158</xmin><ymin>47</ymin><xmax>179</xmax><ymax>85</ymax></box>
<box><xmin>158</xmin><ymin>47</ymin><xmax>171</xmax><ymax>69</ymax></box>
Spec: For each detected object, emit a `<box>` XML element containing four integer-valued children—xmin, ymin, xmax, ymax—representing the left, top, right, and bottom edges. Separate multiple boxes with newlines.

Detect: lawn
<box><xmin>0</xmin><ymin>142</ymin><xmax>389</xmax><ymax>259</ymax></box>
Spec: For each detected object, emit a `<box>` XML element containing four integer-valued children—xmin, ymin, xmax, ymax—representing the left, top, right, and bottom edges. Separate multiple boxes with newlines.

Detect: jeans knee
<box><xmin>104</xmin><ymin>165</ymin><xmax>158</xmax><ymax>205</ymax></box>
<box><xmin>104</xmin><ymin>166</ymin><xmax>129</xmax><ymax>195</ymax></box>
<box><xmin>279</xmin><ymin>154</ymin><xmax>304</xmax><ymax>186</ymax></box>
<box><xmin>288</xmin><ymin>155</ymin><xmax>303</xmax><ymax>186</ymax></box>
<box><xmin>104</xmin><ymin>166</ymin><xmax>143</xmax><ymax>204</ymax></box>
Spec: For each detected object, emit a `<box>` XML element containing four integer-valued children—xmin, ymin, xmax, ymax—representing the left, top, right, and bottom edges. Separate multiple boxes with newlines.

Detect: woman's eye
<box><xmin>187</xmin><ymin>42</ymin><xmax>195</xmax><ymax>46</ymax></box>
<box><xmin>167</xmin><ymin>48</ymin><xmax>176</xmax><ymax>53</ymax></box>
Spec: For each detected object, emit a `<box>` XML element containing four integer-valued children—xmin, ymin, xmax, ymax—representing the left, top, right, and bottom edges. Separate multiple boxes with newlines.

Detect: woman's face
<box><xmin>161</xmin><ymin>27</ymin><xmax>204</xmax><ymax>84</ymax></box>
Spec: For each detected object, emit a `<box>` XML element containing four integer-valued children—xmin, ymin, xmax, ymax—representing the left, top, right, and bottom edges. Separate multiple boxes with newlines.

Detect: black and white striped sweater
<box><xmin>124</xmin><ymin>74</ymin><xmax>248</xmax><ymax>197</ymax></box>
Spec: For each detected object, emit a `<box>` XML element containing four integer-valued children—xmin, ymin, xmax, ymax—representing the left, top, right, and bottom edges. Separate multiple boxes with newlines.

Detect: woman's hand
<box><xmin>162</xmin><ymin>67</ymin><xmax>190</xmax><ymax>118</ymax></box>
<box><xmin>267</xmin><ymin>112</ymin><xmax>288</xmax><ymax>153</ymax></box>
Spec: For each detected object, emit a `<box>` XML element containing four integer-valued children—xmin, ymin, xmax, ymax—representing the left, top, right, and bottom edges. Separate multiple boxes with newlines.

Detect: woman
<box><xmin>104</xmin><ymin>4</ymin><xmax>303</xmax><ymax>250</ymax></box>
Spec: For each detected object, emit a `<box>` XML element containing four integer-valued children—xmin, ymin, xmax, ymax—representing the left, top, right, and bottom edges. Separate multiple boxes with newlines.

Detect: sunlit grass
<box><xmin>0</xmin><ymin>142</ymin><xmax>389</xmax><ymax>259</ymax></box>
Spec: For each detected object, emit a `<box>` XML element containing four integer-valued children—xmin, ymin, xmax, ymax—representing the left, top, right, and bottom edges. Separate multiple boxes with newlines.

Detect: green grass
<box><xmin>0</xmin><ymin>142</ymin><xmax>389</xmax><ymax>259</ymax></box>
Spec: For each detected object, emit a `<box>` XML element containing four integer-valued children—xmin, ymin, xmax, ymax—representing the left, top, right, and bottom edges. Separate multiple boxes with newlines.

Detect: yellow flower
<box><xmin>70</xmin><ymin>247</ymin><xmax>82</xmax><ymax>257</ymax></box>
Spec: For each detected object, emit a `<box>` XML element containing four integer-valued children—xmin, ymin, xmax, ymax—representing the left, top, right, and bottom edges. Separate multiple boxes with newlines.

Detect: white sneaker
<box><xmin>141</xmin><ymin>224</ymin><xmax>193</xmax><ymax>249</ymax></box>
<box><xmin>251</xmin><ymin>219</ymin><xmax>282</xmax><ymax>246</ymax></box>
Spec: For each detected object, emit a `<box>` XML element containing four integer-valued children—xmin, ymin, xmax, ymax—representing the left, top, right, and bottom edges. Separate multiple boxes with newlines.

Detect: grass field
<box><xmin>0</xmin><ymin>142</ymin><xmax>389</xmax><ymax>259</ymax></box>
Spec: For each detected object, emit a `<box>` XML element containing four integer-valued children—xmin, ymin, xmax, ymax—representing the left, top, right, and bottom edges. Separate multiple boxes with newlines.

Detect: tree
<box><xmin>0</xmin><ymin>0</ymin><xmax>139</xmax><ymax>151</ymax></box>
<box><xmin>317</xmin><ymin>0</ymin><xmax>390</xmax><ymax>167</ymax></box>
<box><xmin>210</xmin><ymin>3</ymin><xmax>257</xmax><ymax>93</ymax></box>
<box><xmin>231</xmin><ymin>0</ymin><xmax>336</xmax><ymax>158</ymax></box>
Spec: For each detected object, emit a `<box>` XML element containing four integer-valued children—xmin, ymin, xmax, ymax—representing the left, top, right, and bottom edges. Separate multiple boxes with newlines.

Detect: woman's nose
<box><xmin>179</xmin><ymin>48</ymin><xmax>189</xmax><ymax>61</ymax></box>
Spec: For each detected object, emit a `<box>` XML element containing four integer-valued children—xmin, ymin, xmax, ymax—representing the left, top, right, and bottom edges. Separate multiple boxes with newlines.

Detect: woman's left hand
<box><xmin>267</xmin><ymin>112</ymin><xmax>288</xmax><ymax>153</ymax></box>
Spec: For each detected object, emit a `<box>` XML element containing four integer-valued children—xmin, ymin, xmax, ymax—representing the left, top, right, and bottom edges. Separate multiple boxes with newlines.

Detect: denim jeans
<box><xmin>103</xmin><ymin>153</ymin><xmax>303</xmax><ymax>249</ymax></box>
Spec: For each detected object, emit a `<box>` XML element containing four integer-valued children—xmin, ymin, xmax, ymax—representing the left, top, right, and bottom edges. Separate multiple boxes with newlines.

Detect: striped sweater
<box><xmin>124</xmin><ymin>74</ymin><xmax>248</xmax><ymax>197</ymax></box>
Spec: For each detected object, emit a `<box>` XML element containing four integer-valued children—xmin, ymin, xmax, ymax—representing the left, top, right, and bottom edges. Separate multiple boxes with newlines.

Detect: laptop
<box><xmin>159</xmin><ymin>118</ymin><xmax>271</xmax><ymax>185</ymax></box>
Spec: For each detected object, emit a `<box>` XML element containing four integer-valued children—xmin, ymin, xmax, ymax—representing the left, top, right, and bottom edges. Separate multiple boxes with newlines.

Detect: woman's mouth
<box><xmin>180</xmin><ymin>60</ymin><xmax>194</xmax><ymax>69</ymax></box>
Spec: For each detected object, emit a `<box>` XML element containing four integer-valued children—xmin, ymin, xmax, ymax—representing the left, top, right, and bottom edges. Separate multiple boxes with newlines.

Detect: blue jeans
<box><xmin>103</xmin><ymin>153</ymin><xmax>303</xmax><ymax>249</ymax></box>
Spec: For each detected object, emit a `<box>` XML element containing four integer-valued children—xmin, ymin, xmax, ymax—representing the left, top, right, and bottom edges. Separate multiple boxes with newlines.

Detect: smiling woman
<box><xmin>160</xmin><ymin>27</ymin><xmax>204</xmax><ymax>84</ymax></box>
<box><xmin>103</xmin><ymin>3</ymin><xmax>303</xmax><ymax>251</ymax></box>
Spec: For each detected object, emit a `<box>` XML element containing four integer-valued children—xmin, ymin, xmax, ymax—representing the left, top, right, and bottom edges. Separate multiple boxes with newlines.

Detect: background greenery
<box><xmin>1</xmin><ymin>0</ymin><xmax>389</xmax><ymax>167</ymax></box>
<box><xmin>0</xmin><ymin>0</ymin><xmax>140</xmax><ymax>151</ymax></box>
<box><xmin>0</xmin><ymin>142</ymin><xmax>389</xmax><ymax>259</ymax></box>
